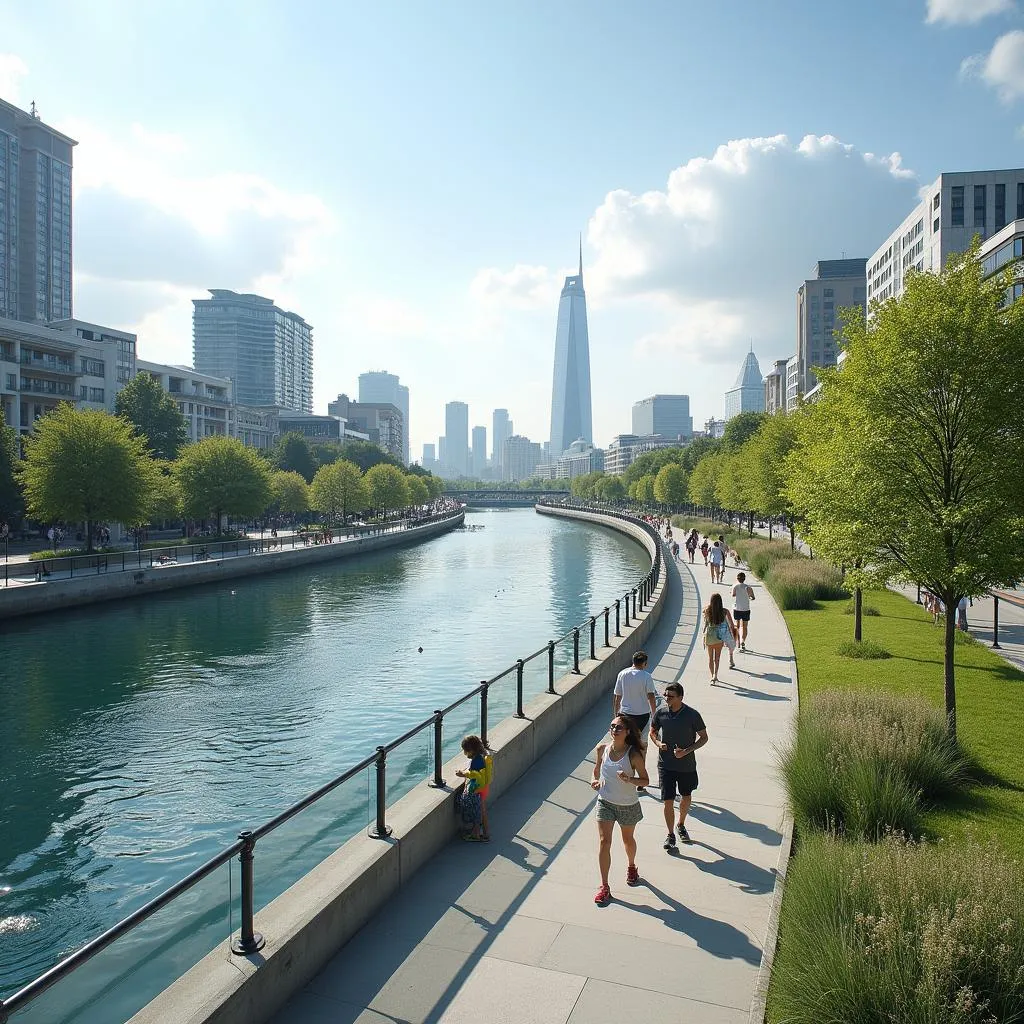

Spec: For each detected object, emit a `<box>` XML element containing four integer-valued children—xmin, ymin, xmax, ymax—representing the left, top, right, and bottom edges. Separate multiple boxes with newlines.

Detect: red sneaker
<box><xmin>594</xmin><ymin>883</ymin><xmax>611</xmax><ymax>905</ymax></box>
<box><xmin>626</xmin><ymin>864</ymin><xmax>640</xmax><ymax>887</ymax></box>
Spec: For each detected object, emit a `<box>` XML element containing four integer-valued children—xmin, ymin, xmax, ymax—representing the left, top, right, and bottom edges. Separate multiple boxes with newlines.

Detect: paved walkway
<box><xmin>271</xmin><ymin>546</ymin><xmax>796</xmax><ymax>1024</ymax></box>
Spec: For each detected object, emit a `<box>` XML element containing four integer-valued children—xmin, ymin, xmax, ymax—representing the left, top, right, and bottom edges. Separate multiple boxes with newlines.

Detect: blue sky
<box><xmin>3</xmin><ymin>0</ymin><xmax>1023</xmax><ymax>456</ymax></box>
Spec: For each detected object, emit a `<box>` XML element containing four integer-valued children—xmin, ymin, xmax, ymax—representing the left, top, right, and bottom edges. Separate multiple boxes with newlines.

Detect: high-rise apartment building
<box><xmin>471</xmin><ymin>425</ymin><xmax>487</xmax><ymax>479</ymax></box>
<box><xmin>795</xmin><ymin>259</ymin><xmax>866</xmax><ymax>397</ymax></box>
<box><xmin>867</xmin><ymin>168</ymin><xmax>1024</xmax><ymax>307</ymax></box>
<box><xmin>548</xmin><ymin>244</ymin><xmax>592</xmax><ymax>458</ymax></box>
<box><xmin>631</xmin><ymin>395</ymin><xmax>692</xmax><ymax>440</ymax></box>
<box><xmin>503</xmin><ymin>435</ymin><xmax>542</xmax><ymax>482</ymax></box>
<box><xmin>0</xmin><ymin>99</ymin><xmax>76</xmax><ymax>323</ymax></box>
<box><xmin>445</xmin><ymin>401</ymin><xmax>469</xmax><ymax>477</ymax></box>
<box><xmin>724</xmin><ymin>351</ymin><xmax>766</xmax><ymax>420</ymax></box>
<box><xmin>492</xmin><ymin>408</ymin><xmax>512</xmax><ymax>475</ymax></box>
<box><xmin>358</xmin><ymin>371</ymin><xmax>410</xmax><ymax>464</ymax></box>
<box><xmin>192</xmin><ymin>289</ymin><xmax>313</xmax><ymax>413</ymax></box>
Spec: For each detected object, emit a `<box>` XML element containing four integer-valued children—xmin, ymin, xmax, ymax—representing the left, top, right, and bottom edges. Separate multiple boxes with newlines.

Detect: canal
<box><xmin>0</xmin><ymin>507</ymin><xmax>649</xmax><ymax>1023</ymax></box>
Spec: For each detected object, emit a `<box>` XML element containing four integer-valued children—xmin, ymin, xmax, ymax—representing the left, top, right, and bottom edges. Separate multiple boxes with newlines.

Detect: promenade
<box><xmin>272</xmin><ymin>547</ymin><xmax>796</xmax><ymax>1024</ymax></box>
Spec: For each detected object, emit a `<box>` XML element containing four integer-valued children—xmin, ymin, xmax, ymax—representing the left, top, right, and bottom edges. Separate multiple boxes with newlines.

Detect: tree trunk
<box><xmin>789</xmin><ymin>522</ymin><xmax>795</xmax><ymax>551</ymax></box>
<box><xmin>748</xmin><ymin>511</ymin><xmax>753</xmax><ymax>537</ymax></box>
<box><xmin>768</xmin><ymin>520</ymin><xmax>773</xmax><ymax>540</ymax></box>
<box><xmin>855</xmin><ymin>587</ymin><xmax>863</xmax><ymax>642</ymax></box>
<box><xmin>943</xmin><ymin>592</ymin><xmax>958</xmax><ymax>738</ymax></box>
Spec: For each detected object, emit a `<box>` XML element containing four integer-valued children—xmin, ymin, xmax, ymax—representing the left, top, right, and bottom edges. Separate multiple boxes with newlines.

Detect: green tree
<box><xmin>270</xmin><ymin>470</ymin><xmax>310</xmax><ymax>516</ymax></box>
<box><xmin>721</xmin><ymin>411</ymin><xmax>767</xmax><ymax>451</ymax></box>
<box><xmin>176</xmin><ymin>436</ymin><xmax>272</xmax><ymax>528</ymax></box>
<box><xmin>0</xmin><ymin>423</ymin><xmax>22</xmax><ymax>524</ymax></box>
<box><xmin>148</xmin><ymin>460</ymin><xmax>182</xmax><ymax>523</ymax></box>
<box><xmin>679</xmin><ymin>435</ymin><xmax>720</xmax><ymax>473</ymax></box>
<box><xmin>688</xmin><ymin>452</ymin><xmax>723</xmax><ymax>509</ymax></box>
<box><xmin>338</xmin><ymin>440</ymin><xmax>399</xmax><ymax>473</ymax></box>
<box><xmin>790</xmin><ymin>245</ymin><xmax>1024</xmax><ymax>736</ymax></box>
<box><xmin>570</xmin><ymin>471</ymin><xmax>604</xmax><ymax>499</ymax></box>
<box><xmin>622</xmin><ymin>446</ymin><xmax>686</xmax><ymax>488</ymax></box>
<box><xmin>365</xmin><ymin>463</ymin><xmax>411</xmax><ymax>517</ymax></box>
<box><xmin>405</xmin><ymin>474</ymin><xmax>429</xmax><ymax>505</ymax></box>
<box><xmin>20</xmin><ymin>406</ymin><xmax>156</xmax><ymax>552</ymax></box>
<box><xmin>653</xmin><ymin>463</ymin><xmax>688</xmax><ymax>506</ymax></box>
<box><xmin>597</xmin><ymin>475</ymin><xmax>626</xmax><ymax>501</ymax></box>
<box><xmin>635</xmin><ymin>474</ymin><xmax>656</xmax><ymax>504</ymax></box>
<box><xmin>744</xmin><ymin>412</ymin><xmax>800</xmax><ymax>544</ymax></box>
<box><xmin>309</xmin><ymin>460</ymin><xmax>368</xmax><ymax>524</ymax></box>
<box><xmin>424</xmin><ymin>475</ymin><xmax>445</xmax><ymax>500</ymax></box>
<box><xmin>271</xmin><ymin>432</ymin><xmax>318</xmax><ymax>483</ymax></box>
<box><xmin>114</xmin><ymin>372</ymin><xmax>189</xmax><ymax>460</ymax></box>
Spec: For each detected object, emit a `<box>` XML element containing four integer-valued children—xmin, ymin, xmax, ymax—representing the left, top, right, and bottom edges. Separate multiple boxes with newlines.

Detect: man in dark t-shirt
<box><xmin>650</xmin><ymin>683</ymin><xmax>708</xmax><ymax>850</ymax></box>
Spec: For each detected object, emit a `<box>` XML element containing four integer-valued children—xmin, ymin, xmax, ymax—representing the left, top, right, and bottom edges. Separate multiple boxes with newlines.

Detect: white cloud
<box><xmin>0</xmin><ymin>53</ymin><xmax>29</xmax><ymax>104</ymax></box>
<box><xmin>962</xmin><ymin>30</ymin><xmax>1024</xmax><ymax>101</ymax></box>
<box><xmin>926</xmin><ymin>0</ymin><xmax>1014</xmax><ymax>23</ymax></box>
<box><xmin>469</xmin><ymin>264</ymin><xmax>561</xmax><ymax>310</ymax></box>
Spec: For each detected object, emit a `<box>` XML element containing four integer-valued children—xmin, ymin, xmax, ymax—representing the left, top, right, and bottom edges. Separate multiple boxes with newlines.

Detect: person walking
<box><xmin>591</xmin><ymin>715</ymin><xmax>649</xmax><ymax>904</ymax></box>
<box><xmin>685</xmin><ymin>530</ymin><xmax>698</xmax><ymax>563</ymax></box>
<box><xmin>613</xmin><ymin>651</ymin><xmax>657</xmax><ymax>794</ymax></box>
<box><xmin>708</xmin><ymin>540</ymin><xmax>725</xmax><ymax>584</ymax></box>
<box><xmin>703</xmin><ymin>592</ymin><xmax>736</xmax><ymax>684</ymax></box>
<box><xmin>700</xmin><ymin>537</ymin><xmax>709</xmax><ymax>565</ymax></box>
<box><xmin>731</xmin><ymin>571</ymin><xmax>755</xmax><ymax>651</ymax></box>
<box><xmin>650</xmin><ymin>683</ymin><xmax>707</xmax><ymax>849</ymax></box>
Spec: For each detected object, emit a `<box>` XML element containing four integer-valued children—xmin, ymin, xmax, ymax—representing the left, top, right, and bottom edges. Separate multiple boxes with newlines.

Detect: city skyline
<box><xmin>4</xmin><ymin>2</ymin><xmax>1024</xmax><ymax>455</ymax></box>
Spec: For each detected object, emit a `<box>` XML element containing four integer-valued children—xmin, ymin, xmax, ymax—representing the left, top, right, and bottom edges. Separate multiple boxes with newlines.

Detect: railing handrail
<box><xmin>0</xmin><ymin>502</ymin><xmax>662</xmax><ymax>1020</ymax></box>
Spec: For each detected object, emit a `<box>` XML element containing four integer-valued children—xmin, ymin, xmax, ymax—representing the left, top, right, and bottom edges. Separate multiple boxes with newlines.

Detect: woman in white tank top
<box><xmin>590</xmin><ymin>715</ymin><xmax>649</xmax><ymax>904</ymax></box>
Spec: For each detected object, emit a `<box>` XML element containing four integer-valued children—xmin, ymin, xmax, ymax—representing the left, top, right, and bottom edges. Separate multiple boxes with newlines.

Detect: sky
<box><xmin>2</xmin><ymin>0</ymin><xmax>1024</xmax><ymax>458</ymax></box>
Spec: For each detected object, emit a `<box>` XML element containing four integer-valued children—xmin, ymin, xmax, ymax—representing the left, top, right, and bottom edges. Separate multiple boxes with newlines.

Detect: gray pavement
<box><xmin>272</xmin><ymin>546</ymin><xmax>796</xmax><ymax>1024</ymax></box>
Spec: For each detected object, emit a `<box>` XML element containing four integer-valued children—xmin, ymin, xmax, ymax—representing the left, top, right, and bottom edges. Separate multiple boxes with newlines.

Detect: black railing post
<box><xmin>480</xmin><ymin>680</ymin><xmax>489</xmax><ymax>745</ymax></box>
<box><xmin>916</xmin><ymin>583</ymin><xmax>922</xmax><ymax>604</ymax></box>
<box><xmin>993</xmin><ymin>595</ymin><xmax>1001</xmax><ymax>649</ymax></box>
<box><xmin>547</xmin><ymin>640</ymin><xmax>556</xmax><ymax>694</ymax></box>
<box><xmin>604</xmin><ymin>607</ymin><xmax>610</xmax><ymax>647</ymax></box>
<box><xmin>615</xmin><ymin>598</ymin><xmax>621</xmax><ymax>635</ymax></box>
<box><xmin>515</xmin><ymin>659</ymin><xmax>525</xmax><ymax>718</ymax></box>
<box><xmin>589</xmin><ymin>616</ymin><xmax>596</xmax><ymax>660</ymax></box>
<box><xmin>231</xmin><ymin>831</ymin><xmax>265</xmax><ymax>955</ymax></box>
<box><xmin>573</xmin><ymin>628</ymin><xmax>580</xmax><ymax>673</ymax></box>
<box><xmin>430</xmin><ymin>711</ymin><xmax>444</xmax><ymax>787</ymax></box>
<box><xmin>633</xmin><ymin>587</ymin><xmax>639</xmax><ymax>616</ymax></box>
<box><xmin>369</xmin><ymin>746</ymin><xmax>392</xmax><ymax>838</ymax></box>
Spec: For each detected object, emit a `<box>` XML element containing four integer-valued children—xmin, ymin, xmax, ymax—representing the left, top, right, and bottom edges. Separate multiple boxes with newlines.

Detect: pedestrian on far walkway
<box><xmin>708</xmin><ymin>540</ymin><xmax>725</xmax><ymax>584</ymax></box>
<box><xmin>591</xmin><ymin>714</ymin><xmax>649</xmax><ymax>904</ymax></box>
<box><xmin>650</xmin><ymin>683</ymin><xmax>707</xmax><ymax>850</ymax></box>
<box><xmin>700</xmin><ymin>537</ymin><xmax>709</xmax><ymax>565</ymax></box>
<box><xmin>957</xmin><ymin>596</ymin><xmax>969</xmax><ymax>633</ymax></box>
<box><xmin>613</xmin><ymin>651</ymin><xmax>657</xmax><ymax>794</ymax></box>
<box><xmin>731</xmin><ymin>571</ymin><xmax>755</xmax><ymax>651</ymax></box>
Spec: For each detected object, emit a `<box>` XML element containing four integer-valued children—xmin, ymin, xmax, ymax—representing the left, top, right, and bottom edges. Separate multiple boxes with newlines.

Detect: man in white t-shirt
<box><xmin>731</xmin><ymin>571</ymin><xmax>755</xmax><ymax>650</ymax></box>
<box><xmin>613</xmin><ymin>651</ymin><xmax>658</xmax><ymax>793</ymax></box>
<box><xmin>708</xmin><ymin>541</ymin><xmax>725</xmax><ymax>584</ymax></box>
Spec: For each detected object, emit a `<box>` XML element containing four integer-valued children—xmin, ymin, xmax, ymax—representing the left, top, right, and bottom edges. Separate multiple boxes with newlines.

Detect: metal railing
<box><xmin>0</xmin><ymin>504</ymin><xmax>662</xmax><ymax>1022</ymax></box>
<box><xmin>1</xmin><ymin>508</ymin><xmax>463</xmax><ymax>588</ymax></box>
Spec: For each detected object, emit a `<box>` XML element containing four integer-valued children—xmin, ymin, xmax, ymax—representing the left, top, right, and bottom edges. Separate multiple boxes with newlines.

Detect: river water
<box><xmin>0</xmin><ymin>508</ymin><xmax>648</xmax><ymax>1022</ymax></box>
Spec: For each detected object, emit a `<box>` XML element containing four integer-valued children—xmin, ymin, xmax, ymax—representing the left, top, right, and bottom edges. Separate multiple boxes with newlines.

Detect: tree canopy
<box><xmin>0</xmin><ymin>423</ymin><xmax>21</xmax><ymax>524</ymax></box>
<box><xmin>271</xmin><ymin>432</ymin><xmax>318</xmax><ymax>483</ymax></box>
<box><xmin>114</xmin><ymin>372</ymin><xmax>188</xmax><ymax>460</ymax></box>
<box><xmin>721</xmin><ymin>411</ymin><xmax>766</xmax><ymax>451</ymax></box>
<box><xmin>270</xmin><ymin>470</ymin><xmax>310</xmax><ymax>516</ymax></box>
<box><xmin>653</xmin><ymin>463</ymin><xmax>688</xmax><ymax>506</ymax></box>
<box><xmin>175</xmin><ymin>436</ymin><xmax>272</xmax><ymax>526</ymax></box>
<box><xmin>309</xmin><ymin>460</ymin><xmax>368</xmax><ymax>524</ymax></box>
<box><xmin>365</xmin><ymin>463</ymin><xmax>410</xmax><ymax>516</ymax></box>
<box><xmin>20</xmin><ymin>406</ymin><xmax>156</xmax><ymax>551</ymax></box>
<box><xmin>405</xmin><ymin>474</ymin><xmax>430</xmax><ymax>505</ymax></box>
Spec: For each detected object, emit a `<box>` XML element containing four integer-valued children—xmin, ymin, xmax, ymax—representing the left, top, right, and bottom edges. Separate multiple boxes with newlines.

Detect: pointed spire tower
<box><xmin>548</xmin><ymin>239</ymin><xmax>593</xmax><ymax>458</ymax></box>
<box><xmin>724</xmin><ymin>350</ymin><xmax>766</xmax><ymax>420</ymax></box>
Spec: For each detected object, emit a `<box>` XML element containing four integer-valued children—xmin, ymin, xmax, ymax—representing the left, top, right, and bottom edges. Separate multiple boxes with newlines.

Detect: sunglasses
<box><xmin>663</xmin><ymin>691</ymin><xmax>682</xmax><ymax>699</ymax></box>
<box><xmin>609</xmin><ymin>724</ymin><xmax>626</xmax><ymax>732</ymax></box>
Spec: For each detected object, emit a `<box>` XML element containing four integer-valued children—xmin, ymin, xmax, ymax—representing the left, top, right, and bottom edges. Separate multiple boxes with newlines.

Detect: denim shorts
<box><xmin>595</xmin><ymin>798</ymin><xmax>643</xmax><ymax>827</ymax></box>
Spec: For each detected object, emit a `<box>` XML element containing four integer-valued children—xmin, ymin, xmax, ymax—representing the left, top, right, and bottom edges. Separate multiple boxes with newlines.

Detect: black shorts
<box><xmin>733</xmin><ymin>610</ymin><xmax>750</xmax><ymax>622</ymax></box>
<box><xmin>659</xmin><ymin>767</ymin><xmax>699</xmax><ymax>801</ymax></box>
<box><xmin>623</xmin><ymin>712</ymin><xmax>650</xmax><ymax>740</ymax></box>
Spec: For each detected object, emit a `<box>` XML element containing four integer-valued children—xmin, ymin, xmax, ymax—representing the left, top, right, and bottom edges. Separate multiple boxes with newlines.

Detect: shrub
<box><xmin>765</xmin><ymin>558</ymin><xmax>847</xmax><ymax>609</ymax></box>
<box><xmin>842</xmin><ymin>601</ymin><xmax>881</xmax><ymax>616</ymax></box>
<box><xmin>770</xmin><ymin>832</ymin><xmax>1024</xmax><ymax>1024</ymax></box>
<box><xmin>837</xmin><ymin>640</ymin><xmax>891</xmax><ymax>659</ymax></box>
<box><xmin>28</xmin><ymin>546</ymin><xmax>118</xmax><ymax>560</ymax></box>
<box><xmin>731</xmin><ymin>537</ymin><xmax>796</xmax><ymax>579</ymax></box>
<box><xmin>779</xmin><ymin>690</ymin><xmax>968</xmax><ymax>839</ymax></box>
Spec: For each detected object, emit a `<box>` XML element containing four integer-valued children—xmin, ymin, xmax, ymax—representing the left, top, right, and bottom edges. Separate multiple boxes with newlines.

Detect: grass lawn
<box><xmin>786</xmin><ymin>588</ymin><xmax>1024</xmax><ymax>849</ymax></box>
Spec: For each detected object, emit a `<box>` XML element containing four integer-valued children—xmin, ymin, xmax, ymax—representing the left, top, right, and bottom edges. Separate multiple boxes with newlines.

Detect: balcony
<box><xmin>21</xmin><ymin>352</ymin><xmax>75</xmax><ymax>375</ymax></box>
<box><xmin>20</xmin><ymin>378</ymin><xmax>75</xmax><ymax>397</ymax></box>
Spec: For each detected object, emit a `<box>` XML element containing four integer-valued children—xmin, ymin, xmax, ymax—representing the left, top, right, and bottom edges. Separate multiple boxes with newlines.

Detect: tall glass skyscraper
<box><xmin>548</xmin><ymin>244</ymin><xmax>592</xmax><ymax>458</ymax></box>
<box><xmin>192</xmin><ymin>290</ymin><xmax>313</xmax><ymax>413</ymax></box>
<box><xmin>0</xmin><ymin>99</ymin><xmax>76</xmax><ymax>323</ymax></box>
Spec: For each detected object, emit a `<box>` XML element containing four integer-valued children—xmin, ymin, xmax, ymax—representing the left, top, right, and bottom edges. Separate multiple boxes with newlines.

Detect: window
<box><xmin>996</xmin><ymin>184</ymin><xmax>1006</xmax><ymax>230</ymax></box>
<box><xmin>823</xmin><ymin>288</ymin><xmax>834</xmax><ymax>297</ymax></box>
<box><xmin>89</xmin><ymin>387</ymin><xmax>104</xmax><ymax>403</ymax></box>
<box><xmin>79</xmin><ymin>384</ymin><xmax>87</xmax><ymax>399</ymax></box>
<box><xmin>975</xmin><ymin>185</ymin><xmax>987</xmax><ymax>229</ymax></box>
<box><xmin>933</xmin><ymin>193</ymin><xmax>940</xmax><ymax>211</ymax></box>
<box><xmin>80</xmin><ymin>357</ymin><xmax>105</xmax><ymax>376</ymax></box>
<box><xmin>951</xmin><ymin>186</ymin><xmax>964</xmax><ymax>227</ymax></box>
<box><xmin>933</xmin><ymin>217</ymin><xmax>940</xmax><ymax>233</ymax></box>
<box><xmin>6</xmin><ymin>373</ymin><xmax>17</xmax><ymax>390</ymax></box>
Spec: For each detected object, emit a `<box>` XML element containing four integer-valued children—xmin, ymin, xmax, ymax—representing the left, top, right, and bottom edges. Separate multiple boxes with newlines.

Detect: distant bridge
<box><xmin>445</xmin><ymin>490</ymin><xmax>568</xmax><ymax>507</ymax></box>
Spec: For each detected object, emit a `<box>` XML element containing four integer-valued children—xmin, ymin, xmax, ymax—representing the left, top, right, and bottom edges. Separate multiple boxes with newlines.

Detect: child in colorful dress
<box><xmin>455</xmin><ymin>735</ymin><xmax>493</xmax><ymax>842</ymax></box>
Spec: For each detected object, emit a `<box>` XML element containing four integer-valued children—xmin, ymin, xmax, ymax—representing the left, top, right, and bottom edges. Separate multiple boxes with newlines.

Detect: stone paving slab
<box><xmin>272</xmin><ymin>540</ymin><xmax>796</xmax><ymax>1024</ymax></box>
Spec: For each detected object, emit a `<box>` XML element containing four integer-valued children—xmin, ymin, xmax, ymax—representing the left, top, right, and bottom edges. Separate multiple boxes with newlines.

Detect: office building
<box><xmin>421</xmin><ymin>442</ymin><xmax>437</xmax><ymax>472</ymax></box>
<box><xmin>327</xmin><ymin>393</ymin><xmax>404</xmax><ymax>460</ymax></box>
<box><xmin>445</xmin><ymin>401</ymin><xmax>469</xmax><ymax>477</ymax></box>
<box><xmin>794</xmin><ymin>259</ymin><xmax>866</xmax><ymax>396</ymax></box>
<box><xmin>193</xmin><ymin>289</ymin><xmax>313</xmax><ymax>413</ymax></box>
<box><xmin>503</xmin><ymin>435</ymin><xmax>542</xmax><ymax>482</ymax></box>
<box><xmin>785</xmin><ymin>356</ymin><xmax>801</xmax><ymax>410</ymax></box>
<box><xmin>438</xmin><ymin>436</ymin><xmax>447</xmax><ymax>473</ymax></box>
<box><xmin>277</xmin><ymin>412</ymin><xmax>369</xmax><ymax>443</ymax></box>
<box><xmin>548</xmin><ymin>243</ymin><xmax>592</xmax><ymax>458</ymax></box>
<box><xmin>724</xmin><ymin>351</ymin><xmax>765</xmax><ymax>420</ymax></box>
<box><xmin>471</xmin><ymin>425</ymin><xmax>487</xmax><ymax>479</ymax></box>
<box><xmin>492</xmin><ymin>408</ymin><xmax>512</xmax><ymax>475</ymax></box>
<box><xmin>867</xmin><ymin>168</ymin><xmax>1024</xmax><ymax>307</ymax></box>
<box><xmin>604</xmin><ymin>434</ymin><xmax>678</xmax><ymax>476</ymax></box>
<box><xmin>631</xmin><ymin>395</ymin><xmax>692</xmax><ymax>440</ymax></box>
<box><xmin>537</xmin><ymin>438</ymin><xmax>604</xmax><ymax>480</ymax></box>
<box><xmin>137</xmin><ymin>360</ymin><xmax>234</xmax><ymax>442</ymax></box>
<box><xmin>234</xmin><ymin>405</ymin><xmax>278</xmax><ymax>449</ymax></box>
<box><xmin>0</xmin><ymin>99</ymin><xmax>76</xmax><ymax>324</ymax></box>
<box><xmin>0</xmin><ymin>316</ymin><xmax>128</xmax><ymax>434</ymax></box>
<box><xmin>764</xmin><ymin>358</ymin><xmax>789</xmax><ymax>415</ymax></box>
<box><xmin>979</xmin><ymin>218</ymin><xmax>1024</xmax><ymax>303</ymax></box>
<box><xmin>358</xmin><ymin>371</ymin><xmax>410</xmax><ymax>463</ymax></box>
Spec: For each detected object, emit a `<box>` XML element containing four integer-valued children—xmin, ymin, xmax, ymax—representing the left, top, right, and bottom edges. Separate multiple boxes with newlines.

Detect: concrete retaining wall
<box><xmin>0</xmin><ymin>513</ymin><xmax>464</xmax><ymax>621</ymax></box>
<box><xmin>128</xmin><ymin>506</ymin><xmax>668</xmax><ymax>1024</ymax></box>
